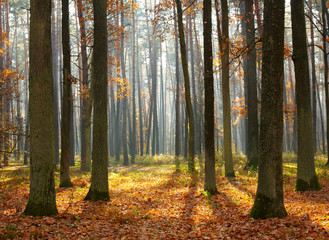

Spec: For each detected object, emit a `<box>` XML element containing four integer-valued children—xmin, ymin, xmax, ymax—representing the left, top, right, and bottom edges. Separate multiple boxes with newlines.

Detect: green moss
<box><xmin>203</xmin><ymin>188</ymin><xmax>218</xmax><ymax>197</ymax></box>
<box><xmin>84</xmin><ymin>189</ymin><xmax>110</xmax><ymax>201</ymax></box>
<box><xmin>250</xmin><ymin>193</ymin><xmax>287</xmax><ymax>219</ymax></box>
<box><xmin>295</xmin><ymin>175</ymin><xmax>321</xmax><ymax>191</ymax></box>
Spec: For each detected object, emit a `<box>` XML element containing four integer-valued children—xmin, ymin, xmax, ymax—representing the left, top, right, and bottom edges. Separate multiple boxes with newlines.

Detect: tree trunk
<box><xmin>174</xmin><ymin>4</ymin><xmax>180</xmax><ymax>169</ymax></box>
<box><xmin>51</xmin><ymin>0</ymin><xmax>60</xmax><ymax>165</ymax></box>
<box><xmin>120</xmin><ymin>0</ymin><xmax>129</xmax><ymax>166</ymax></box>
<box><xmin>175</xmin><ymin>0</ymin><xmax>195</xmax><ymax>172</ymax></box>
<box><xmin>84</xmin><ymin>0</ymin><xmax>110</xmax><ymax>201</ymax></box>
<box><xmin>24</xmin><ymin>0</ymin><xmax>58</xmax><ymax>216</ymax></box>
<box><xmin>131</xmin><ymin>0</ymin><xmax>136</xmax><ymax>164</ymax></box>
<box><xmin>291</xmin><ymin>0</ymin><xmax>320</xmax><ymax>191</ymax></box>
<box><xmin>60</xmin><ymin>0</ymin><xmax>73</xmax><ymax>188</ymax></box>
<box><xmin>321</xmin><ymin>0</ymin><xmax>329</xmax><ymax>165</ymax></box>
<box><xmin>77</xmin><ymin>0</ymin><xmax>89</xmax><ymax>171</ymax></box>
<box><xmin>245</xmin><ymin>0</ymin><xmax>259</xmax><ymax>168</ymax></box>
<box><xmin>220</xmin><ymin>0</ymin><xmax>235</xmax><ymax>177</ymax></box>
<box><xmin>250</xmin><ymin>0</ymin><xmax>287</xmax><ymax>219</ymax></box>
<box><xmin>309</xmin><ymin>0</ymin><xmax>318</xmax><ymax>154</ymax></box>
<box><xmin>204</xmin><ymin>0</ymin><xmax>218</xmax><ymax>195</ymax></box>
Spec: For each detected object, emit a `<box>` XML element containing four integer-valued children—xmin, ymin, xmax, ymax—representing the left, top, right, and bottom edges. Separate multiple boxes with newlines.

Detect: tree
<box><xmin>84</xmin><ymin>0</ymin><xmax>109</xmax><ymax>201</ymax></box>
<box><xmin>175</xmin><ymin>0</ymin><xmax>195</xmax><ymax>172</ymax></box>
<box><xmin>120</xmin><ymin>0</ymin><xmax>129</xmax><ymax>166</ymax></box>
<box><xmin>24</xmin><ymin>0</ymin><xmax>58</xmax><ymax>216</ymax></box>
<box><xmin>321</xmin><ymin>0</ymin><xmax>329</xmax><ymax>165</ymax></box>
<box><xmin>174</xmin><ymin>4</ymin><xmax>181</xmax><ymax>169</ymax></box>
<box><xmin>204</xmin><ymin>0</ymin><xmax>218</xmax><ymax>195</ymax></box>
<box><xmin>131</xmin><ymin>0</ymin><xmax>137</xmax><ymax>164</ymax></box>
<box><xmin>245</xmin><ymin>0</ymin><xmax>259</xmax><ymax>168</ymax></box>
<box><xmin>60</xmin><ymin>0</ymin><xmax>73</xmax><ymax>188</ymax></box>
<box><xmin>77</xmin><ymin>0</ymin><xmax>90</xmax><ymax>172</ymax></box>
<box><xmin>250</xmin><ymin>0</ymin><xmax>287</xmax><ymax>219</ymax></box>
<box><xmin>220</xmin><ymin>0</ymin><xmax>235</xmax><ymax>177</ymax></box>
<box><xmin>291</xmin><ymin>0</ymin><xmax>320</xmax><ymax>191</ymax></box>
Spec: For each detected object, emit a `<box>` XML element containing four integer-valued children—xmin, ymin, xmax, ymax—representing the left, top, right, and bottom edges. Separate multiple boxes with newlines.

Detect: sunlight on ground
<box><xmin>1</xmin><ymin>155</ymin><xmax>329</xmax><ymax>239</ymax></box>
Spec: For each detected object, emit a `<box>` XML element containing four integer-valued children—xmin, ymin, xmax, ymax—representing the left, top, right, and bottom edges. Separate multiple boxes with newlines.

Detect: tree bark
<box><xmin>175</xmin><ymin>0</ymin><xmax>195</xmax><ymax>172</ymax></box>
<box><xmin>220</xmin><ymin>0</ymin><xmax>235</xmax><ymax>177</ymax></box>
<box><xmin>291</xmin><ymin>0</ymin><xmax>320</xmax><ymax>191</ymax></box>
<box><xmin>60</xmin><ymin>0</ymin><xmax>73</xmax><ymax>187</ymax></box>
<box><xmin>245</xmin><ymin>0</ymin><xmax>259</xmax><ymax>168</ymax></box>
<box><xmin>84</xmin><ymin>0</ymin><xmax>110</xmax><ymax>201</ymax></box>
<box><xmin>203</xmin><ymin>0</ymin><xmax>218</xmax><ymax>195</ymax></box>
<box><xmin>24</xmin><ymin>0</ymin><xmax>58</xmax><ymax>216</ymax></box>
<box><xmin>250</xmin><ymin>0</ymin><xmax>287</xmax><ymax>219</ymax></box>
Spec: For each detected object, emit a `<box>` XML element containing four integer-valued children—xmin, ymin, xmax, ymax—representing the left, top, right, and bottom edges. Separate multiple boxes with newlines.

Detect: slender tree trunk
<box><xmin>245</xmin><ymin>0</ymin><xmax>259</xmax><ymax>168</ymax></box>
<box><xmin>51</xmin><ymin>0</ymin><xmax>60</xmax><ymax>165</ymax></box>
<box><xmin>174</xmin><ymin>4</ymin><xmax>180</xmax><ymax>169</ymax></box>
<box><xmin>219</xmin><ymin>0</ymin><xmax>235</xmax><ymax>177</ymax></box>
<box><xmin>60</xmin><ymin>0</ymin><xmax>73</xmax><ymax>187</ymax></box>
<box><xmin>77</xmin><ymin>0</ymin><xmax>89</xmax><ymax>171</ymax></box>
<box><xmin>322</xmin><ymin>0</ymin><xmax>329</xmax><ymax>165</ymax></box>
<box><xmin>309</xmin><ymin>0</ymin><xmax>318</xmax><ymax>154</ymax></box>
<box><xmin>23</xmin><ymin>4</ymin><xmax>30</xmax><ymax>165</ymax></box>
<box><xmin>120</xmin><ymin>0</ymin><xmax>129</xmax><ymax>166</ymax></box>
<box><xmin>131</xmin><ymin>0</ymin><xmax>136</xmax><ymax>164</ymax></box>
<box><xmin>175</xmin><ymin>0</ymin><xmax>195</xmax><ymax>172</ymax></box>
<box><xmin>136</xmin><ymin>35</ymin><xmax>144</xmax><ymax>156</ymax></box>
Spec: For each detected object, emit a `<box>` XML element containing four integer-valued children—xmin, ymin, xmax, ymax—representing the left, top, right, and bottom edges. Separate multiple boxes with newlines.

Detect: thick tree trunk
<box><xmin>24</xmin><ymin>0</ymin><xmax>58</xmax><ymax>216</ymax></box>
<box><xmin>291</xmin><ymin>0</ymin><xmax>320</xmax><ymax>191</ymax></box>
<box><xmin>204</xmin><ymin>0</ymin><xmax>218</xmax><ymax>195</ymax></box>
<box><xmin>250</xmin><ymin>0</ymin><xmax>287</xmax><ymax>219</ymax></box>
<box><xmin>84</xmin><ymin>0</ymin><xmax>109</xmax><ymax>201</ymax></box>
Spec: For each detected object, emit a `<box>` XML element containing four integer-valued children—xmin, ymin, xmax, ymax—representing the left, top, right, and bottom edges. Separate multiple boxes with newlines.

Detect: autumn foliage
<box><xmin>1</xmin><ymin>156</ymin><xmax>329</xmax><ymax>239</ymax></box>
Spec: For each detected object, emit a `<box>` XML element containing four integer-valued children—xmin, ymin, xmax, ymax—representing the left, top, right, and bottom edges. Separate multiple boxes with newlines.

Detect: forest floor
<box><xmin>1</xmin><ymin>154</ymin><xmax>329</xmax><ymax>239</ymax></box>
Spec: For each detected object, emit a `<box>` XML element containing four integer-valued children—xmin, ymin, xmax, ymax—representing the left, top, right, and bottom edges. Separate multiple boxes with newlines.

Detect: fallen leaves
<box><xmin>0</xmin><ymin>161</ymin><xmax>329</xmax><ymax>239</ymax></box>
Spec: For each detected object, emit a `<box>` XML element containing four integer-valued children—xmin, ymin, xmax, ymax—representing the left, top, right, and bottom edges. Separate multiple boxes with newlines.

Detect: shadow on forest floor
<box><xmin>1</xmin><ymin>163</ymin><xmax>329</xmax><ymax>239</ymax></box>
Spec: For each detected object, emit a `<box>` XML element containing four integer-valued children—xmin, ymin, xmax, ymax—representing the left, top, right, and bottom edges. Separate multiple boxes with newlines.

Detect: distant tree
<box><xmin>131</xmin><ymin>0</ymin><xmax>137</xmax><ymax>164</ymax></box>
<box><xmin>250</xmin><ymin>0</ymin><xmax>287</xmax><ymax>219</ymax></box>
<box><xmin>24</xmin><ymin>0</ymin><xmax>58</xmax><ymax>216</ymax></box>
<box><xmin>321</xmin><ymin>0</ymin><xmax>329</xmax><ymax>166</ymax></box>
<box><xmin>220</xmin><ymin>0</ymin><xmax>235</xmax><ymax>177</ymax></box>
<box><xmin>77</xmin><ymin>0</ymin><xmax>90</xmax><ymax>172</ymax></box>
<box><xmin>60</xmin><ymin>0</ymin><xmax>73</xmax><ymax>188</ymax></box>
<box><xmin>173</xmin><ymin>4</ymin><xmax>181</xmax><ymax>169</ymax></box>
<box><xmin>175</xmin><ymin>0</ymin><xmax>195</xmax><ymax>172</ymax></box>
<box><xmin>84</xmin><ymin>0</ymin><xmax>110</xmax><ymax>201</ymax></box>
<box><xmin>244</xmin><ymin>0</ymin><xmax>259</xmax><ymax>169</ymax></box>
<box><xmin>204</xmin><ymin>0</ymin><xmax>218</xmax><ymax>195</ymax></box>
<box><xmin>291</xmin><ymin>0</ymin><xmax>320</xmax><ymax>191</ymax></box>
